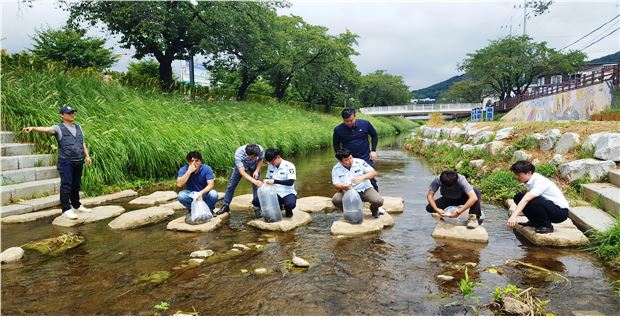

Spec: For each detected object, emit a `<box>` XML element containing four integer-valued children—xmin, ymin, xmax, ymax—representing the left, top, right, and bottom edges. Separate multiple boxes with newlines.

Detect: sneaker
<box><xmin>76</xmin><ymin>205</ymin><xmax>92</xmax><ymax>213</ymax></box>
<box><xmin>466</xmin><ymin>214</ymin><xmax>478</xmax><ymax>229</ymax></box>
<box><xmin>371</xmin><ymin>207</ymin><xmax>380</xmax><ymax>218</ymax></box>
<box><xmin>378</xmin><ymin>207</ymin><xmax>386</xmax><ymax>215</ymax></box>
<box><xmin>254</xmin><ymin>207</ymin><xmax>263</xmax><ymax>219</ymax></box>
<box><xmin>63</xmin><ymin>209</ymin><xmax>78</xmax><ymax>220</ymax></box>
<box><xmin>215</xmin><ymin>205</ymin><xmax>230</xmax><ymax>216</ymax></box>
<box><xmin>535</xmin><ymin>225</ymin><xmax>554</xmax><ymax>234</ymax></box>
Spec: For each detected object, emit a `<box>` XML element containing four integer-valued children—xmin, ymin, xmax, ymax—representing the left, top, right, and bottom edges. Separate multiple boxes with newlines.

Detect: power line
<box><xmin>559</xmin><ymin>13</ymin><xmax>620</xmax><ymax>51</ymax></box>
<box><xmin>579</xmin><ymin>27</ymin><xmax>620</xmax><ymax>51</ymax></box>
<box><xmin>578</xmin><ymin>19</ymin><xmax>620</xmax><ymax>50</ymax></box>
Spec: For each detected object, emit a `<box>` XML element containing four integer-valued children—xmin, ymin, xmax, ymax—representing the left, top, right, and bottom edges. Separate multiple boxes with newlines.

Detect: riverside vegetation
<box><xmin>1</xmin><ymin>54</ymin><xmax>416</xmax><ymax>196</ymax></box>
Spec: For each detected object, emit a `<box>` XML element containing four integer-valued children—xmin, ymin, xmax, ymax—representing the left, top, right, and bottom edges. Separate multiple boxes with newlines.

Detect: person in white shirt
<box><xmin>262</xmin><ymin>148</ymin><xmax>297</xmax><ymax>218</ymax></box>
<box><xmin>506</xmin><ymin>160</ymin><xmax>569</xmax><ymax>234</ymax></box>
<box><xmin>331</xmin><ymin>148</ymin><xmax>384</xmax><ymax>218</ymax></box>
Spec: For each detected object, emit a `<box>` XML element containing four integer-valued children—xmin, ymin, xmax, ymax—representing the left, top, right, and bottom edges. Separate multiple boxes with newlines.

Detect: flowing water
<box><xmin>2</xmin><ymin>137</ymin><xmax>619</xmax><ymax>315</ymax></box>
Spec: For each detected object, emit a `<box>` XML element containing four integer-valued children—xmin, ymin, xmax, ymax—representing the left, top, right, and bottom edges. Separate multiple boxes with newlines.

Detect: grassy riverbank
<box><xmin>2</xmin><ymin>57</ymin><xmax>416</xmax><ymax>195</ymax></box>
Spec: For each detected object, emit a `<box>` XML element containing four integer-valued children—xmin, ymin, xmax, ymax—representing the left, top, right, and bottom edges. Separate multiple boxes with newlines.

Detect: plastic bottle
<box><xmin>343</xmin><ymin>189</ymin><xmax>363</xmax><ymax>224</ymax></box>
<box><xmin>257</xmin><ymin>184</ymin><xmax>282</xmax><ymax>222</ymax></box>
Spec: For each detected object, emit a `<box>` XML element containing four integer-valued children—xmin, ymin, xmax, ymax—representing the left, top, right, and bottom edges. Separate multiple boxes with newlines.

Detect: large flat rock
<box><xmin>331</xmin><ymin>213</ymin><xmax>394</xmax><ymax>236</ymax></box>
<box><xmin>128</xmin><ymin>191</ymin><xmax>177</xmax><ymax>206</ymax></box>
<box><xmin>81</xmin><ymin>190</ymin><xmax>138</xmax><ymax>206</ymax></box>
<box><xmin>431</xmin><ymin>220</ymin><xmax>489</xmax><ymax>243</ymax></box>
<box><xmin>247</xmin><ymin>209</ymin><xmax>312</xmax><ymax>232</ymax></box>
<box><xmin>108</xmin><ymin>206</ymin><xmax>175</xmax><ymax>230</ymax></box>
<box><xmin>52</xmin><ymin>205</ymin><xmax>126</xmax><ymax>227</ymax></box>
<box><xmin>2</xmin><ymin>208</ymin><xmax>62</xmax><ymax>224</ymax></box>
<box><xmin>167</xmin><ymin>213</ymin><xmax>230</xmax><ymax>232</ymax></box>
<box><xmin>229</xmin><ymin>194</ymin><xmax>254</xmax><ymax>212</ymax></box>
<box><xmin>581</xmin><ymin>183</ymin><xmax>620</xmax><ymax>217</ymax></box>
<box><xmin>363</xmin><ymin>196</ymin><xmax>404</xmax><ymax>214</ymax></box>
<box><xmin>569</xmin><ymin>206</ymin><xmax>616</xmax><ymax>233</ymax></box>
<box><xmin>160</xmin><ymin>200</ymin><xmax>188</xmax><ymax>212</ymax></box>
<box><xmin>296</xmin><ymin>196</ymin><xmax>335</xmax><ymax>213</ymax></box>
<box><xmin>513</xmin><ymin>216</ymin><xmax>589</xmax><ymax>247</ymax></box>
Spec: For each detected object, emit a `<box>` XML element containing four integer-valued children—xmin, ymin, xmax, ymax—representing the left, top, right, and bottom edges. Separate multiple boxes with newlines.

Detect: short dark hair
<box><xmin>439</xmin><ymin>170</ymin><xmax>459</xmax><ymax>187</ymax></box>
<box><xmin>510</xmin><ymin>160</ymin><xmax>535</xmax><ymax>174</ymax></box>
<box><xmin>264</xmin><ymin>148</ymin><xmax>280</xmax><ymax>162</ymax></box>
<box><xmin>245</xmin><ymin>144</ymin><xmax>261</xmax><ymax>156</ymax></box>
<box><xmin>335</xmin><ymin>148</ymin><xmax>352</xmax><ymax>160</ymax></box>
<box><xmin>186</xmin><ymin>151</ymin><xmax>203</xmax><ymax>162</ymax></box>
<box><xmin>341</xmin><ymin>108</ymin><xmax>356</xmax><ymax>119</ymax></box>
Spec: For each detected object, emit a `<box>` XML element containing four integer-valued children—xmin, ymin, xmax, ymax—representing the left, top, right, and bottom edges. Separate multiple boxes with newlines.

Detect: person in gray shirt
<box><xmin>426</xmin><ymin>170</ymin><xmax>483</xmax><ymax>229</ymax></box>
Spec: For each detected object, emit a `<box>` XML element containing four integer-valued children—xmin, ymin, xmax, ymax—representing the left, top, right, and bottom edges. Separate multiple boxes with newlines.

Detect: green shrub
<box><xmin>512</xmin><ymin>135</ymin><xmax>537</xmax><ymax>150</ymax></box>
<box><xmin>536</xmin><ymin>163</ymin><xmax>557</xmax><ymax>177</ymax></box>
<box><xmin>586</xmin><ymin>216</ymin><xmax>620</xmax><ymax>261</ymax></box>
<box><xmin>478</xmin><ymin>170</ymin><xmax>523</xmax><ymax>201</ymax></box>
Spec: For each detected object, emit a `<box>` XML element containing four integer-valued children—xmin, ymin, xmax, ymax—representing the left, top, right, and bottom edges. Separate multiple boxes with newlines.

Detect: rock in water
<box><xmin>292</xmin><ymin>253</ymin><xmax>310</xmax><ymax>267</ymax></box>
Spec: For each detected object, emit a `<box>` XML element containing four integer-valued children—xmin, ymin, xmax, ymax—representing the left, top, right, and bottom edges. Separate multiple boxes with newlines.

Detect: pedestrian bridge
<box><xmin>360</xmin><ymin>103</ymin><xmax>480</xmax><ymax>117</ymax></box>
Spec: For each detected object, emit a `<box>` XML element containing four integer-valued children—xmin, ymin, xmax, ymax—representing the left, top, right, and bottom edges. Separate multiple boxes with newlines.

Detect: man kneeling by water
<box><xmin>176</xmin><ymin>151</ymin><xmax>219</xmax><ymax>222</ymax></box>
<box><xmin>506</xmin><ymin>160</ymin><xmax>569</xmax><ymax>234</ymax></box>
<box><xmin>331</xmin><ymin>148</ymin><xmax>384</xmax><ymax>218</ymax></box>
<box><xmin>260</xmin><ymin>148</ymin><xmax>297</xmax><ymax>218</ymax></box>
<box><xmin>426</xmin><ymin>170</ymin><xmax>483</xmax><ymax>229</ymax></box>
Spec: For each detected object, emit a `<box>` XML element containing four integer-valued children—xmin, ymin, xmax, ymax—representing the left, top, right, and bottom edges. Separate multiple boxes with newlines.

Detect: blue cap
<box><xmin>59</xmin><ymin>105</ymin><xmax>77</xmax><ymax>114</ymax></box>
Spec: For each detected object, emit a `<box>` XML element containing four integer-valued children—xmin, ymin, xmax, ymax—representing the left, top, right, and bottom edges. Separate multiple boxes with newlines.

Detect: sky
<box><xmin>2</xmin><ymin>0</ymin><xmax>619</xmax><ymax>89</ymax></box>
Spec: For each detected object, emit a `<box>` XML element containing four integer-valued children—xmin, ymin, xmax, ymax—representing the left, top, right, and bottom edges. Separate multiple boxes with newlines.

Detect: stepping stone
<box><xmin>2</xmin><ymin>208</ymin><xmax>62</xmax><ymax>224</ymax></box>
<box><xmin>247</xmin><ymin>209</ymin><xmax>312</xmax><ymax>232</ymax></box>
<box><xmin>108</xmin><ymin>206</ymin><xmax>175</xmax><ymax>230</ymax></box>
<box><xmin>296</xmin><ymin>196</ymin><xmax>335</xmax><ymax>213</ymax></box>
<box><xmin>431</xmin><ymin>219</ymin><xmax>489</xmax><ymax>243</ymax></box>
<box><xmin>230</xmin><ymin>194</ymin><xmax>254</xmax><ymax>212</ymax></box>
<box><xmin>330</xmin><ymin>213</ymin><xmax>394</xmax><ymax>236</ymax></box>
<box><xmin>167</xmin><ymin>213</ymin><xmax>230</xmax><ymax>232</ymax></box>
<box><xmin>512</xmin><ymin>216</ymin><xmax>589</xmax><ymax>247</ymax></box>
<box><xmin>128</xmin><ymin>191</ymin><xmax>177</xmax><ymax>206</ymax></box>
<box><xmin>569</xmin><ymin>206</ymin><xmax>615</xmax><ymax>233</ymax></box>
<box><xmin>581</xmin><ymin>183</ymin><xmax>620</xmax><ymax>217</ymax></box>
<box><xmin>363</xmin><ymin>196</ymin><xmax>404</xmax><ymax>214</ymax></box>
<box><xmin>81</xmin><ymin>190</ymin><xmax>138</xmax><ymax>206</ymax></box>
<box><xmin>52</xmin><ymin>205</ymin><xmax>126</xmax><ymax>227</ymax></box>
<box><xmin>160</xmin><ymin>200</ymin><xmax>187</xmax><ymax>212</ymax></box>
<box><xmin>0</xmin><ymin>204</ymin><xmax>33</xmax><ymax>217</ymax></box>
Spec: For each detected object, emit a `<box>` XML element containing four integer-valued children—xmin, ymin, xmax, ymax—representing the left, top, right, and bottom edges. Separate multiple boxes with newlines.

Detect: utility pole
<box><xmin>189</xmin><ymin>55</ymin><xmax>195</xmax><ymax>100</ymax></box>
<box><xmin>523</xmin><ymin>0</ymin><xmax>527</xmax><ymax>35</ymax></box>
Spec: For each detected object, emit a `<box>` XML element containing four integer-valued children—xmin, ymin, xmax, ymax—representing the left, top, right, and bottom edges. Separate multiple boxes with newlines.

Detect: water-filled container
<box><xmin>258</xmin><ymin>184</ymin><xmax>282</xmax><ymax>222</ymax></box>
<box><xmin>343</xmin><ymin>189</ymin><xmax>363</xmax><ymax>224</ymax></box>
<box><xmin>185</xmin><ymin>192</ymin><xmax>213</xmax><ymax>224</ymax></box>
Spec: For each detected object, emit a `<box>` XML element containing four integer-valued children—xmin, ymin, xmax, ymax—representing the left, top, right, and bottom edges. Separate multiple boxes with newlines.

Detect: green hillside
<box><xmin>411</xmin><ymin>74</ymin><xmax>466</xmax><ymax>100</ymax></box>
<box><xmin>588</xmin><ymin>50</ymin><xmax>620</xmax><ymax>64</ymax></box>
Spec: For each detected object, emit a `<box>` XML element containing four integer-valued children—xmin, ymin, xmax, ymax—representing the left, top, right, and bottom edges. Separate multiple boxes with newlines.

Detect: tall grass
<box><xmin>2</xmin><ymin>55</ymin><xmax>416</xmax><ymax>195</ymax></box>
<box><xmin>586</xmin><ymin>216</ymin><xmax>620</xmax><ymax>262</ymax></box>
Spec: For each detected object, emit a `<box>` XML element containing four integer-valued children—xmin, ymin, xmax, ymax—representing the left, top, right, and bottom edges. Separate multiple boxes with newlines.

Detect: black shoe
<box><xmin>518</xmin><ymin>221</ymin><xmax>535</xmax><ymax>227</ymax></box>
<box><xmin>215</xmin><ymin>205</ymin><xmax>230</xmax><ymax>216</ymax></box>
<box><xmin>254</xmin><ymin>207</ymin><xmax>263</xmax><ymax>219</ymax></box>
<box><xmin>371</xmin><ymin>208</ymin><xmax>380</xmax><ymax>218</ymax></box>
<box><xmin>535</xmin><ymin>225</ymin><xmax>554</xmax><ymax>234</ymax></box>
<box><xmin>284</xmin><ymin>211</ymin><xmax>293</xmax><ymax>218</ymax></box>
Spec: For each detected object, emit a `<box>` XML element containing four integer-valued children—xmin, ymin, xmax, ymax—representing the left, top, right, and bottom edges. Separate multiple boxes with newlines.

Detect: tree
<box><xmin>459</xmin><ymin>35</ymin><xmax>586</xmax><ymax>100</ymax></box>
<box><xmin>440</xmin><ymin>79</ymin><xmax>491</xmax><ymax>103</ymax></box>
<box><xmin>30</xmin><ymin>27</ymin><xmax>117</xmax><ymax>69</ymax></box>
<box><xmin>358</xmin><ymin>70</ymin><xmax>413</xmax><ymax>107</ymax></box>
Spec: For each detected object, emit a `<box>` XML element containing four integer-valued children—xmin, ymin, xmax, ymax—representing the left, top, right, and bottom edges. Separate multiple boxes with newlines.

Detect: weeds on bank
<box><xmin>490</xmin><ymin>284</ymin><xmax>552</xmax><ymax>316</ymax></box>
<box><xmin>585</xmin><ymin>216</ymin><xmax>620</xmax><ymax>262</ymax></box>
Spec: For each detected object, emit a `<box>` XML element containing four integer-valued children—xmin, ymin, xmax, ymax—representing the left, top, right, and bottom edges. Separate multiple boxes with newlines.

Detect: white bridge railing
<box><xmin>360</xmin><ymin>103</ymin><xmax>480</xmax><ymax>115</ymax></box>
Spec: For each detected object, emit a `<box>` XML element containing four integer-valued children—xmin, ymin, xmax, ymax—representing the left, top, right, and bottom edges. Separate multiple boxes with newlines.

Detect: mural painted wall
<box><xmin>502</xmin><ymin>81</ymin><xmax>613</xmax><ymax>121</ymax></box>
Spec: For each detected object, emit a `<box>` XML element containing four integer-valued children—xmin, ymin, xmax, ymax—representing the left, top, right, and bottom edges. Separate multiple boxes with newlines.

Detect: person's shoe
<box><xmin>284</xmin><ymin>211</ymin><xmax>293</xmax><ymax>218</ymax></box>
<box><xmin>535</xmin><ymin>225</ymin><xmax>554</xmax><ymax>234</ymax></box>
<box><xmin>466</xmin><ymin>214</ymin><xmax>478</xmax><ymax>229</ymax></box>
<box><xmin>215</xmin><ymin>205</ymin><xmax>230</xmax><ymax>216</ymax></box>
<box><xmin>378</xmin><ymin>207</ymin><xmax>386</xmax><ymax>215</ymax></box>
<box><xmin>75</xmin><ymin>205</ymin><xmax>92</xmax><ymax>213</ymax></box>
<box><xmin>254</xmin><ymin>207</ymin><xmax>263</xmax><ymax>219</ymax></box>
<box><xmin>518</xmin><ymin>221</ymin><xmax>535</xmax><ymax>227</ymax></box>
<box><xmin>62</xmin><ymin>209</ymin><xmax>78</xmax><ymax>220</ymax></box>
<box><xmin>371</xmin><ymin>207</ymin><xmax>380</xmax><ymax>218</ymax></box>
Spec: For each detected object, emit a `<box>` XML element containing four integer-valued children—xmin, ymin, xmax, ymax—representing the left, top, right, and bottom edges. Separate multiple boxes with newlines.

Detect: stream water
<box><xmin>1</xmin><ymin>137</ymin><xmax>619</xmax><ymax>315</ymax></box>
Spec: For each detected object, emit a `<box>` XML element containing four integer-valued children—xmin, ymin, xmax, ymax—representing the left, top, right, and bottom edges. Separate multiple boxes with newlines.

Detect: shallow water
<box><xmin>2</xmin><ymin>137</ymin><xmax>619</xmax><ymax>315</ymax></box>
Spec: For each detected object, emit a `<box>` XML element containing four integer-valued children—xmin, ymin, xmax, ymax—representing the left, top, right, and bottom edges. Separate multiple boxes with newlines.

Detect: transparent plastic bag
<box><xmin>185</xmin><ymin>192</ymin><xmax>213</xmax><ymax>225</ymax></box>
<box><xmin>343</xmin><ymin>189</ymin><xmax>363</xmax><ymax>224</ymax></box>
<box><xmin>258</xmin><ymin>184</ymin><xmax>282</xmax><ymax>223</ymax></box>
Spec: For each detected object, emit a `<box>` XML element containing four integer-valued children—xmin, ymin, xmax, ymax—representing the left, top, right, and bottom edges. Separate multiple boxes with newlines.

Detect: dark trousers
<box><xmin>222</xmin><ymin>164</ymin><xmax>260</xmax><ymax>209</ymax></box>
<box><xmin>363</xmin><ymin>158</ymin><xmax>379</xmax><ymax>192</ymax></box>
<box><xmin>278</xmin><ymin>194</ymin><xmax>297</xmax><ymax>216</ymax></box>
<box><xmin>57</xmin><ymin>159</ymin><xmax>83</xmax><ymax>212</ymax></box>
<box><xmin>513</xmin><ymin>192</ymin><xmax>568</xmax><ymax>227</ymax></box>
<box><xmin>426</xmin><ymin>187</ymin><xmax>482</xmax><ymax>219</ymax></box>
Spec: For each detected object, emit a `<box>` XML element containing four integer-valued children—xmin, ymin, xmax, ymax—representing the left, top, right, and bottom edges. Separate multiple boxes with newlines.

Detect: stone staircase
<box><xmin>1</xmin><ymin>131</ymin><xmax>61</xmax><ymax>217</ymax></box>
<box><xmin>569</xmin><ymin>168</ymin><xmax>620</xmax><ymax>233</ymax></box>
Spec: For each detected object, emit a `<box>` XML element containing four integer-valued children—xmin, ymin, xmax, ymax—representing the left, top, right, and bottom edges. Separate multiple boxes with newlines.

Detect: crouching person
<box><xmin>331</xmin><ymin>148</ymin><xmax>384</xmax><ymax>218</ymax></box>
<box><xmin>176</xmin><ymin>151</ymin><xmax>219</xmax><ymax>215</ymax></box>
<box><xmin>426</xmin><ymin>170</ymin><xmax>483</xmax><ymax>229</ymax></box>
<box><xmin>507</xmin><ymin>160</ymin><xmax>569</xmax><ymax>234</ymax></box>
<box><xmin>262</xmin><ymin>148</ymin><xmax>297</xmax><ymax>218</ymax></box>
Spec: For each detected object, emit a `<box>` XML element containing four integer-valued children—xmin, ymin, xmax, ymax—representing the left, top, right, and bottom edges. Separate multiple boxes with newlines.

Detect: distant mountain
<box><xmin>588</xmin><ymin>50</ymin><xmax>620</xmax><ymax>64</ymax></box>
<box><xmin>411</xmin><ymin>74</ymin><xmax>466</xmax><ymax>100</ymax></box>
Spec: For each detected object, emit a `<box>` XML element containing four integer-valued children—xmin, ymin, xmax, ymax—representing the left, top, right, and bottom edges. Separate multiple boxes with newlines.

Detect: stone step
<box><xmin>1</xmin><ymin>166</ymin><xmax>59</xmax><ymax>185</ymax></box>
<box><xmin>0</xmin><ymin>178</ymin><xmax>60</xmax><ymax>205</ymax></box>
<box><xmin>1</xmin><ymin>131</ymin><xmax>15</xmax><ymax>143</ymax></box>
<box><xmin>582</xmin><ymin>183</ymin><xmax>620</xmax><ymax>217</ymax></box>
<box><xmin>609</xmin><ymin>168</ymin><xmax>620</xmax><ymax>188</ymax></box>
<box><xmin>1</xmin><ymin>154</ymin><xmax>55</xmax><ymax>171</ymax></box>
<box><xmin>1</xmin><ymin>143</ymin><xmax>36</xmax><ymax>156</ymax></box>
<box><xmin>569</xmin><ymin>206</ymin><xmax>616</xmax><ymax>233</ymax></box>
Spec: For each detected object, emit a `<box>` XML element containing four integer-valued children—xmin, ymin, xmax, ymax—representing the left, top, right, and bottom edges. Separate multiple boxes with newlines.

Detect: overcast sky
<box><xmin>2</xmin><ymin>0</ymin><xmax>619</xmax><ymax>89</ymax></box>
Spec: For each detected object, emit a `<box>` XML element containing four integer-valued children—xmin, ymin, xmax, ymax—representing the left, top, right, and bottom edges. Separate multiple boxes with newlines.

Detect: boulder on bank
<box><xmin>512</xmin><ymin>215</ymin><xmax>589</xmax><ymax>247</ymax></box>
<box><xmin>128</xmin><ymin>191</ymin><xmax>177</xmax><ymax>206</ymax></box>
<box><xmin>558</xmin><ymin>158</ymin><xmax>616</xmax><ymax>182</ymax></box>
<box><xmin>230</xmin><ymin>194</ymin><xmax>254</xmax><ymax>212</ymax></box>
<box><xmin>511</xmin><ymin>150</ymin><xmax>532</xmax><ymax>162</ymax></box>
<box><xmin>296</xmin><ymin>196</ymin><xmax>335</xmax><ymax>213</ymax></box>
<box><xmin>486</xmin><ymin>141</ymin><xmax>505</xmax><ymax>156</ymax></box>
<box><xmin>549</xmin><ymin>154</ymin><xmax>566</xmax><ymax>166</ymax></box>
<box><xmin>494</xmin><ymin>127</ymin><xmax>515</xmax><ymax>140</ymax></box>
<box><xmin>247</xmin><ymin>209</ymin><xmax>312</xmax><ymax>232</ymax></box>
<box><xmin>431</xmin><ymin>219</ymin><xmax>488</xmax><ymax>243</ymax></box>
<box><xmin>554</xmin><ymin>132</ymin><xmax>580</xmax><ymax>154</ymax></box>
<box><xmin>1</xmin><ymin>247</ymin><xmax>24</xmax><ymax>263</ymax></box>
<box><xmin>108</xmin><ymin>206</ymin><xmax>175</xmax><ymax>230</ymax></box>
<box><xmin>331</xmin><ymin>213</ymin><xmax>394</xmax><ymax>236</ymax></box>
<box><xmin>593</xmin><ymin>133</ymin><xmax>620</xmax><ymax>162</ymax></box>
<box><xmin>582</xmin><ymin>132</ymin><xmax>609</xmax><ymax>152</ymax></box>
<box><xmin>535</xmin><ymin>129</ymin><xmax>561</xmax><ymax>152</ymax></box>
<box><xmin>167</xmin><ymin>213</ymin><xmax>230</xmax><ymax>232</ymax></box>
<box><xmin>472</xmin><ymin>131</ymin><xmax>494</xmax><ymax>144</ymax></box>
<box><xmin>52</xmin><ymin>205</ymin><xmax>126</xmax><ymax>227</ymax></box>
<box><xmin>469</xmin><ymin>159</ymin><xmax>485</xmax><ymax>168</ymax></box>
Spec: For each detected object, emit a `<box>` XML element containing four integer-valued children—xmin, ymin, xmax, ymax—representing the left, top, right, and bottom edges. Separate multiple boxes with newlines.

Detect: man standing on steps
<box><xmin>22</xmin><ymin>105</ymin><xmax>93</xmax><ymax>220</ymax></box>
<box><xmin>333</xmin><ymin>108</ymin><xmax>385</xmax><ymax>213</ymax></box>
<box><xmin>215</xmin><ymin>144</ymin><xmax>265</xmax><ymax>218</ymax></box>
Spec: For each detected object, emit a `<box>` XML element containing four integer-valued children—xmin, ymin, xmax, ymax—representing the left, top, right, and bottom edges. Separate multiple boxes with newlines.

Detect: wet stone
<box><xmin>2</xmin><ymin>208</ymin><xmax>62</xmax><ymax>224</ymax></box>
<box><xmin>190</xmin><ymin>250</ymin><xmax>214</xmax><ymax>258</ymax></box>
<box><xmin>22</xmin><ymin>233</ymin><xmax>85</xmax><ymax>255</ymax></box>
<box><xmin>363</xmin><ymin>196</ymin><xmax>404</xmax><ymax>214</ymax></box>
<box><xmin>1</xmin><ymin>247</ymin><xmax>25</xmax><ymax>263</ymax></box>
<box><xmin>167</xmin><ymin>213</ymin><xmax>230</xmax><ymax>232</ymax></box>
<box><xmin>331</xmin><ymin>213</ymin><xmax>394</xmax><ymax>236</ymax></box>
<box><xmin>128</xmin><ymin>191</ymin><xmax>177</xmax><ymax>206</ymax></box>
<box><xmin>296</xmin><ymin>196</ymin><xmax>335</xmax><ymax>213</ymax></box>
<box><xmin>160</xmin><ymin>201</ymin><xmax>187</xmax><ymax>212</ymax></box>
<box><xmin>229</xmin><ymin>194</ymin><xmax>254</xmax><ymax>212</ymax></box>
<box><xmin>431</xmin><ymin>220</ymin><xmax>489</xmax><ymax>243</ymax></box>
<box><xmin>436</xmin><ymin>274</ymin><xmax>454</xmax><ymax>281</ymax></box>
<box><xmin>108</xmin><ymin>206</ymin><xmax>175</xmax><ymax>230</ymax></box>
<box><xmin>52</xmin><ymin>205</ymin><xmax>126</xmax><ymax>227</ymax></box>
<box><xmin>247</xmin><ymin>209</ymin><xmax>312</xmax><ymax>232</ymax></box>
<box><xmin>81</xmin><ymin>189</ymin><xmax>138</xmax><ymax>206</ymax></box>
